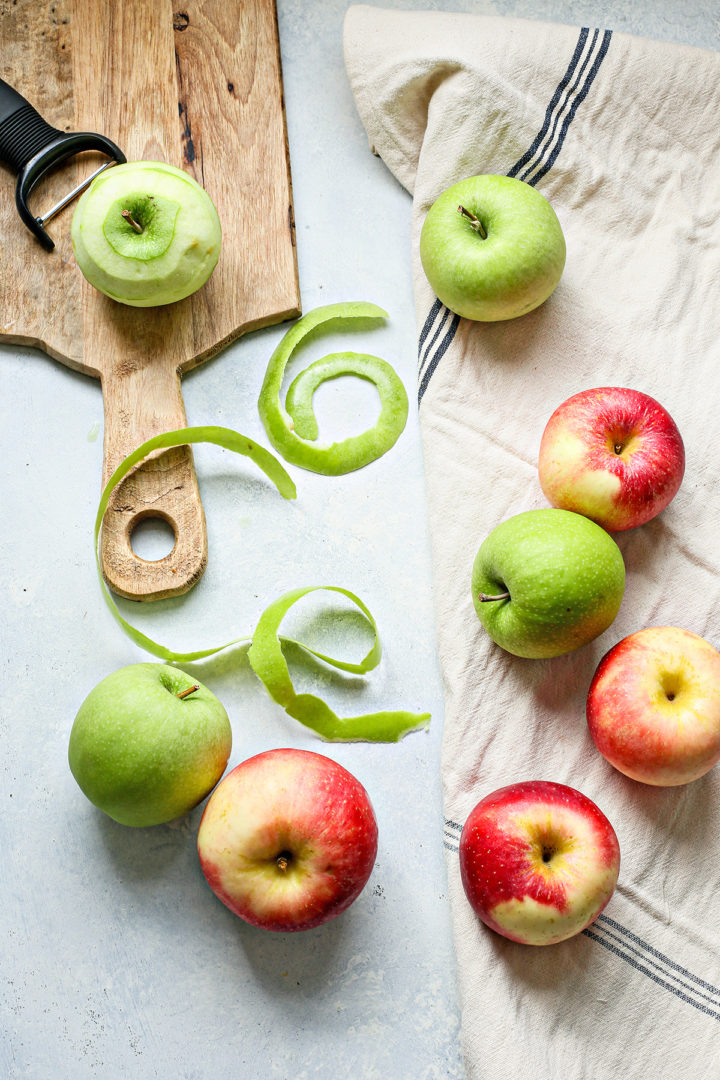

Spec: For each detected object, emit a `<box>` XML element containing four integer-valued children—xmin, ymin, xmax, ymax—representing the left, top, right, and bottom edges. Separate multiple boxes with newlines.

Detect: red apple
<box><xmin>587</xmin><ymin>626</ymin><xmax>720</xmax><ymax>786</ymax></box>
<box><xmin>197</xmin><ymin>748</ymin><xmax>378</xmax><ymax>931</ymax></box>
<box><xmin>538</xmin><ymin>387</ymin><xmax>685</xmax><ymax>531</ymax></box>
<box><xmin>459</xmin><ymin>780</ymin><xmax>620</xmax><ymax>945</ymax></box>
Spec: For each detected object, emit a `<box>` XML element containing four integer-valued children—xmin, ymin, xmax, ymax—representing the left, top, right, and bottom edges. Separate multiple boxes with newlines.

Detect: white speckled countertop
<box><xmin>2</xmin><ymin>3</ymin><xmax>717</xmax><ymax>1077</ymax></box>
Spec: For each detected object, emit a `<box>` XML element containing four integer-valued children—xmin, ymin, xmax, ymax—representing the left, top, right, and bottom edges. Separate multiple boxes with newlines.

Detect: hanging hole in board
<box><xmin>129</xmin><ymin>514</ymin><xmax>177</xmax><ymax>561</ymax></box>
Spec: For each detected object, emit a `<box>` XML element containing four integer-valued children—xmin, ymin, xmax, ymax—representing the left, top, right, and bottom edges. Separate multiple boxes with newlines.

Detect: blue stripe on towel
<box><xmin>507</xmin><ymin>26</ymin><xmax>590</xmax><ymax>180</ymax></box>
<box><xmin>525</xmin><ymin>29</ymin><xmax>613</xmax><ymax>187</ymax></box>
<box><xmin>418</xmin><ymin>304</ymin><xmax>453</xmax><ymax>380</ymax></box>
<box><xmin>418</xmin><ymin>311</ymin><xmax>461</xmax><ymax>406</ymax></box>
<box><xmin>418</xmin><ymin>296</ymin><xmax>444</xmax><ymax>355</ymax></box>
<box><xmin>584</xmin><ymin>925</ymin><xmax>720</xmax><ymax>1022</ymax></box>
<box><xmin>596</xmin><ymin>914</ymin><xmax>720</xmax><ymax>998</ymax></box>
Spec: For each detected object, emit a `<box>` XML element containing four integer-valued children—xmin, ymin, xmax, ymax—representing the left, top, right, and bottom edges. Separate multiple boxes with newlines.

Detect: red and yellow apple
<box><xmin>538</xmin><ymin>387</ymin><xmax>685</xmax><ymax>531</ymax></box>
<box><xmin>459</xmin><ymin>780</ymin><xmax>620</xmax><ymax>945</ymax></box>
<box><xmin>587</xmin><ymin>626</ymin><xmax>720</xmax><ymax>786</ymax></box>
<box><xmin>197</xmin><ymin>748</ymin><xmax>378</xmax><ymax>931</ymax></box>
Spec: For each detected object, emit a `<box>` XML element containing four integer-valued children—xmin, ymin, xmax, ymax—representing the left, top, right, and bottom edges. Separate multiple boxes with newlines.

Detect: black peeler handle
<box><xmin>0</xmin><ymin>76</ymin><xmax>125</xmax><ymax>250</ymax></box>
<box><xmin>0</xmin><ymin>77</ymin><xmax>64</xmax><ymax>173</ymax></box>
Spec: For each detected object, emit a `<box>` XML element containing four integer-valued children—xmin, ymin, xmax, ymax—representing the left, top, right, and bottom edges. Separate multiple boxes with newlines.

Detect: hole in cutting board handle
<box><xmin>129</xmin><ymin>514</ymin><xmax>177</xmax><ymax>562</ymax></box>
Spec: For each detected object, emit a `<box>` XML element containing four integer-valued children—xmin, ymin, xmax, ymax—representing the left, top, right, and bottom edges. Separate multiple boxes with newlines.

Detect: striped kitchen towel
<box><xmin>344</xmin><ymin>8</ymin><xmax>720</xmax><ymax>1080</ymax></box>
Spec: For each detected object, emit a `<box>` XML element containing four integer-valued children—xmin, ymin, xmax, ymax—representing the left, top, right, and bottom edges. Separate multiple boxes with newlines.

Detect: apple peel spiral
<box><xmin>258</xmin><ymin>302</ymin><xmax>409</xmax><ymax>474</ymax></box>
<box><xmin>93</xmin><ymin>425</ymin><xmax>429</xmax><ymax>742</ymax></box>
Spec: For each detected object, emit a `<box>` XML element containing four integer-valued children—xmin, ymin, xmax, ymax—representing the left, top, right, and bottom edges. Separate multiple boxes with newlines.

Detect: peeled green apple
<box><xmin>68</xmin><ymin>663</ymin><xmax>232</xmax><ymax>826</ymax></box>
<box><xmin>71</xmin><ymin>161</ymin><xmax>221</xmax><ymax>306</ymax></box>
<box><xmin>471</xmin><ymin>509</ymin><xmax>625</xmax><ymax>658</ymax></box>
<box><xmin>419</xmin><ymin>174</ymin><xmax>566</xmax><ymax>321</ymax></box>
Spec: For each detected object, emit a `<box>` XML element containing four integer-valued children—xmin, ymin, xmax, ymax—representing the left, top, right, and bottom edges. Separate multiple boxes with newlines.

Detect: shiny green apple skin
<box><xmin>68</xmin><ymin>663</ymin><xmax>232</xmax><ymax>827</ymax></box>
<box><xmin>419</xmin><ymin>175</ymin><xmax>566</xmax><ymax>321</ymax></box>
<box><xmin>471</xmin><ymin>509</ymin><xmax>625</xmax><ymax>659</ymax></box>
<box><xmin>71</xmin><ymin>161</ymin><xmax>221</xmax><ymax>307</ymax></box>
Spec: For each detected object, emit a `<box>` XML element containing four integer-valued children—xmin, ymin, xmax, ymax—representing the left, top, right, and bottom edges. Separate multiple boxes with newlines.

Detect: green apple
<box><xmin>419</xmin><ymin>175</ymin><xmax>566</xmax><ymax>321</ymax></box>
<box><xmin>68</xmin><ymin>663</ymin><xmax>232</xmax><ymax>826</ymax></box>
<box><xmin>71</xmin><ymin>161</ymin><xmax>221</xmax><ymax>307</ymax></box>
<box><xmin>471</xmin><ymin>509</ymin><xmax>625</xmax><ymax>658</ymax></box>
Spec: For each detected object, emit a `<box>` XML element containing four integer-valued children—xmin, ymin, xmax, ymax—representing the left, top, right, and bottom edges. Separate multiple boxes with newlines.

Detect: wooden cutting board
<box><xmin>0</xmin><ymin>0</ymin><xmax>300</xmax><ymax>600</ymax></box>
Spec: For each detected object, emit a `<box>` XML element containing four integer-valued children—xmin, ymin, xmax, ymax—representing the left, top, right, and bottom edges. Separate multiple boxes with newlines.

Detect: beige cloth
<box><xmin>344</xmin><ymin>7</ymin><xmax>720</xmax><ymax>1079</ymax></box>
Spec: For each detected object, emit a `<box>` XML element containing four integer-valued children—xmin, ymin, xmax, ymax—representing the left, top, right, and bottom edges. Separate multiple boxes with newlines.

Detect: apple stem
<box><xmin>457</xmin><ymin>204</ymin><xmax>487</xmax><ymax>239</ymax></box>
<box><xmin>276</xmin><ymin>854</ymin><xmax>290</xmax><ymax>872</ymax></box>
<box><xmin>478</xmin><ymin>591</ymin><xmax>511</xmax><ymax>603</ymax></box>
<box><xmin>121</xmin><ymin>208</ymin><xmax>144</xmax><ymax>234</ymax></box>
<box><xmin>177</xmin><ymin>683</ymin><xmax>200</xmax><ymax>699</ymax></box>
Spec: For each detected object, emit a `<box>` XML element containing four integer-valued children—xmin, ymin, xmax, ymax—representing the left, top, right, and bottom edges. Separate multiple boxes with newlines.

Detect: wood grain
<box><xmin>0</xmin><ymin>0</ymin><xmax>300</xmax><ymax>600</ymax></box>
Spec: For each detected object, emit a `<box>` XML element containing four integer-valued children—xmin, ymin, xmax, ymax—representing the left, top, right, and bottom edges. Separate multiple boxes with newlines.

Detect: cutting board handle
<box><xmin>99</xmin><ymin>360</ymin><xmax>208</xmax><ymax>602</ymax></box>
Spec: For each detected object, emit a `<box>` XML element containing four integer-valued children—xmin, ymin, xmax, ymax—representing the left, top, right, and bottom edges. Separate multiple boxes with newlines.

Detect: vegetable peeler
<box><xmin>0</xmin><ymin>76</ymin><xmax>125</xmax><ymax>251</ymax></box>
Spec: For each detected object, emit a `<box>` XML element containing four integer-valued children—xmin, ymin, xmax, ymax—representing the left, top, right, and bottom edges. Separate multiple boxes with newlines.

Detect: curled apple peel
<box><xmin>247</xmin><ymin>585</ymin><xmax>430</xmax><ymax>741</ymax></box>
<box><xmin>258</xmin><ymin>302</ymin><xmax>409</xmax><ymax>474</ymax></box>
<box><xmin>93</xmin><ymin>425</ymin><xmax>429</xmax><ymax>742</ymax></box>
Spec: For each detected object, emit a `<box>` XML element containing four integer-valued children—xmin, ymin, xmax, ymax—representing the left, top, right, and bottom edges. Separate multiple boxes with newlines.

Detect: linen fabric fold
<box><xmin>344</xmin><ymin>7</ymin><xmax>720</xmax><ymax>1079</ymax></box>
